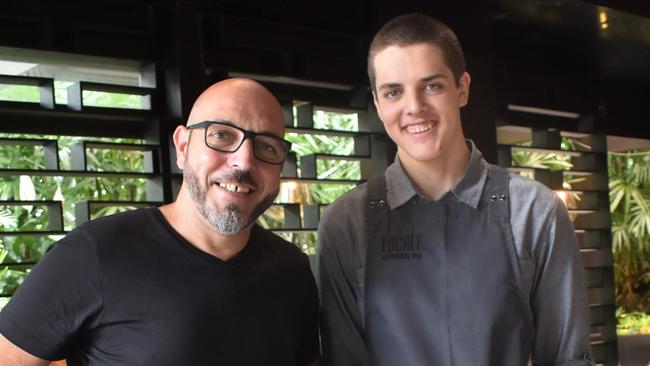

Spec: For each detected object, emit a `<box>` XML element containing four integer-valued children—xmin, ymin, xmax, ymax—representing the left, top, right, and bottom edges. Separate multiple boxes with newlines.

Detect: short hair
<box><xmin>368</xmin><ymin>13</ymin><xmax>466</xmax><ymax>92</ymax></box>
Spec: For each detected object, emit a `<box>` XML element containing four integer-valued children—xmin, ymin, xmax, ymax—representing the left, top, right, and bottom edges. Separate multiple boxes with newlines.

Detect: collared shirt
<box><xmin>318</xmin><ymin>141</ymin><xmax>594</xmax><ymax>366</ymax></box>
<box><xmin>386</xmin><ymin>140</ymin><xmax>487</xmax><ymax>210</ymax></box>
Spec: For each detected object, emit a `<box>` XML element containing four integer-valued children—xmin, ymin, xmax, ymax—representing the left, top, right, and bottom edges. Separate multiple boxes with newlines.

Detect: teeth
<box><xmin>218</xmin><ymin>182</ymin><xmax>251</xmax><ymax>193</ymax></box>
<box><xmin>406</xmin><ymin>123</ymin><xmax>432</xmax><ymax>134</ymax></box>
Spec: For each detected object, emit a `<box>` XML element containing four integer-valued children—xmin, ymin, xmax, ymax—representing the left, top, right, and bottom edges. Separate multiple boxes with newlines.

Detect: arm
<box><xmin>0</xmin><ymin>333</ymin><xmax>49</xmax><ymax>366</ymax></box>
<box><xmin>317</xmin><ymin>202</ymin><xmax>368</xmax><ymax>366</ymax></box>
<box><xmin>530</xmin><ymin>196</ymin><xmax>595</xmax><ymax>366</ymax></box>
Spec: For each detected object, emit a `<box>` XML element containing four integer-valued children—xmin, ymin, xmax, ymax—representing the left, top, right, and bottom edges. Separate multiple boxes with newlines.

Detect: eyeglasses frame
<box><xmin>186</xmin><ymin>120</ymin><xmax>292</xmax><ymax>165</ymax></box>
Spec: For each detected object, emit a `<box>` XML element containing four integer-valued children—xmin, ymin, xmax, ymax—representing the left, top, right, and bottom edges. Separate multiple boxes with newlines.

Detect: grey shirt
<box><xmin>318</xmin><ymin>142</ymin><xmax>594</xmax><ymax>366</ymax></box>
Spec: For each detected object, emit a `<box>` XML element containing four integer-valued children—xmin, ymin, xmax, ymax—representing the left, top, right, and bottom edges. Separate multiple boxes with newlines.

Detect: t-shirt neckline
<box><xmin>148</xmin><ymin>207</ymin><xmax>257</xmax><ymax>266</ymax></box>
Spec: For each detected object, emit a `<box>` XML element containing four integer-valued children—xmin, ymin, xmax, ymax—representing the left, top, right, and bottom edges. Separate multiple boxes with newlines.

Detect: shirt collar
<box><xmin>385</xmin><ymin>156</ymin><xmax>416</xmax><ymax>209</ymax></box>
<box><xmin>385</xmin><ymin>140</ymin><xmax>488</xmax><ymax>210</ymax></box>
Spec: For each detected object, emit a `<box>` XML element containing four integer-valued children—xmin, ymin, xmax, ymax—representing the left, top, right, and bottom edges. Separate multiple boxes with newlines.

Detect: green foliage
<box><xmin>258</xmin><ymin>110</ymin><xmax>361</xmax><ymax>253</ymax></box>
<box><xmin>511</xmin><ymin>137</ymin><xmax>576</xmax><ymax>171</ymax></box>
<box><xmin>82</xmin><ymin>91</ymin><xmax>144</xmax><ymax>109</ymax></box>
<box><xmin>286</xmin><ymin>110</ymin><xmax>360</xmax><ymax>183</ymax></box>
<box><xmin>287</xmin><ymin>110</ymin><xmax>361</xmax><ymax>199</ymax></box>
<box><xmin>0</xmin><ymin>210</ymin><xmax>16</xmax><ymax>228</ymax></box>
<box><xmin>0</xmin><ymin>245</ymin><xmax>34</xmax><ymax>296</ymax></box>
<box><xmin>0</xmin><ymin>85</ymin><xmax>40</xmax><ymax>103</ymax></box>
<box><xmin>616</xmin><ymin>307</ymin><xmax>650</xmax><ymax>335</ymax></box>
<box><xmin>609</xmin><ymin>149</ymin><xmax>650</xmax><ymax>312</ymax></box>
<box><xmin>510</xmin><ymin>137</ymin><xmax>584</xmax><ymax>205</ymax></box>
<box><xmin>511</xmin><ymin>149</ymin><xmax>574</xmax><ymax>171</ymax></box>
<box><xmin>0</xmin><ymin>82</ymin><xmax>145</xmax><ymax>109</ymax></box>
<box><xmin>0</xmin><ymin>129</ymin><xmax>148</xmax><ymax>303</ymax></box>
<box><xmin>258</xmin><ymin>206</ymin><xmax>285</xmax><ymax>230</ymax></box>
<box><xmin>0</xmin><ymin>265</ymin><xmax>30</xmax><ymax>296</ymax></box>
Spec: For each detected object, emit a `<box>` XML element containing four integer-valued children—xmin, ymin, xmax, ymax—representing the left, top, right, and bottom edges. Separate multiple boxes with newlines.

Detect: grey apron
<box><xmin>361</xmin><ymin>165</ymin><xmax>534</xmax><ymax>366</ymax></box>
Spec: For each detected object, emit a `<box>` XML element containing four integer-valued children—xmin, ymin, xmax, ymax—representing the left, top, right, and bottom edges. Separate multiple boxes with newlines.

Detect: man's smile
<box><xmin>402</xmin><ymin>120</ymin><xmax>438</xmax><ymax>135</ymax></box>
<box><xmin>216</xmin><ymin>181</ymin><xmax>253</xmax><ymax>194</ymax></box>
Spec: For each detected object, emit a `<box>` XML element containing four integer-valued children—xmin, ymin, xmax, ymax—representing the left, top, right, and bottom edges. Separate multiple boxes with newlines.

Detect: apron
<box><xmin>359</xmin><ymin>164</ymin><xmax>535</xmax><ymax>366</ymax></box>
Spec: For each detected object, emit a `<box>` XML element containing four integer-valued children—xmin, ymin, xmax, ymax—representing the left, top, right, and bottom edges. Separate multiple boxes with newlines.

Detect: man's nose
<box><xmin>405</xmin><ymin>91</ymin><xmax>427</xmax><ymax>115</ymax></box>
<box><xmin>227</xmin><ymin>138</ymin><xmax>256</xmax><ymax>171</ymax></box>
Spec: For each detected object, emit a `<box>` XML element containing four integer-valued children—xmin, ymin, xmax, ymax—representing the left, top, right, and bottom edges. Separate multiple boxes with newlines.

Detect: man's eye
<box><xmin>210</xmin><ymin>130</ymin><xmax>234</xmax><ymax>140</ymax></box>
<box><xmin>257</xmin><ymin>141</ymin><xmax>278</xmax><ymax>154</ymax></box>
<box><xmin>384</xmin><ymin>90</ymin><xmax>400</xmax><ymax>98</ymax></box>
<box><xmin>425</xmin><ymin>83</ymin><xmax>442</xmax><ymax>91</ymax></box>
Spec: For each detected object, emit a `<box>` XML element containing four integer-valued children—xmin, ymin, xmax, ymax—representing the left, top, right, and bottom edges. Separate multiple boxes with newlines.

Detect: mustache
<box><xmin>209</xmin><ymin>169</ymin><xmax>257</xmax><ymax>189</ymax></box>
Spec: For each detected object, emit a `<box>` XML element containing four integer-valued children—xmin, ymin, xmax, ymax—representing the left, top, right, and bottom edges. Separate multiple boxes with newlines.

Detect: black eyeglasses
<box><xmin>187</xmin><ymin>121</ymin><xmax>292</xmax><ymax>165</ymax></box>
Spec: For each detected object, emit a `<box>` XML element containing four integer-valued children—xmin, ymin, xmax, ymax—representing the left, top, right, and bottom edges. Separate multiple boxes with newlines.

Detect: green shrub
<box><xmin>616</xmin><ymin>308</ymin><xmax>650</xmax><ymax>335</ymax></box>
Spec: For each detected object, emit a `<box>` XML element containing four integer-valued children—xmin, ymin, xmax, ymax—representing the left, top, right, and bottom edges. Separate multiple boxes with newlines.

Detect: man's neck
<box><xmin>159</xmin><ymin>192</ymin><xmax>251</xmax><ymax>261</ymax></box>
<box><xmin>399</xmin><ymin>141</ymin><xmax>471</xmax><ymax>201</ymax></box>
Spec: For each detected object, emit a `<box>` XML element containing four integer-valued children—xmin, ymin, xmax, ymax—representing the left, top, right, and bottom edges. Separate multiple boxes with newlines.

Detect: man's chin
<box><xmin>205</xmin><ymin>188</ymin><xmax>278</xmax><ymax>234</ymax></box>
<box><xmin>210</xmin><ymin>205</ymin><xmax>268</xmax><ymax>235</ymax></box>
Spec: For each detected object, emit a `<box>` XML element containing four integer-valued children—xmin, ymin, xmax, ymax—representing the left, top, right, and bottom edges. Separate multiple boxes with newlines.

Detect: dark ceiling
<box><xmin>199</xmin><ymin>0</ymin><xmax>650</xmax><ymax>84</ymax></box>
<box><xmin>1</xmin><ymin>0</ymin><xmax>648</xmax><ymax>89</ymax></box>
<box><xmin>364</xmin><ymin>0</ymin><xmax>650</xmax><ymax>85</ymax></box>
<box><xmin>586</xmin><ymin>0</ymin><xmax>650</xmax><ymax>18</ymax></box>
<box><xmin>495</xmin><ymin>0</ymin><xmax>650</xmax><ymax>84</ymax></box>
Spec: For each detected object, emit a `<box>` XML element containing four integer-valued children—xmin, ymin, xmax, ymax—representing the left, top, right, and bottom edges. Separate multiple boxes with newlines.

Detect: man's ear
<box><xmin>172</xmin><ymin>125</ymin><xmax>190</xmax><ymax>170</ymax></box>
<box><xmin>458</xmin><ymin>72</ymin><xmax>471</xmax><ymax>107</ymax></box>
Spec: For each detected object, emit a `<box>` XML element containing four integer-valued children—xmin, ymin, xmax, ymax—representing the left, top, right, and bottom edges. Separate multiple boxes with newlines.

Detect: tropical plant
<box><xmin>511</xmin><ymin>143</ymin><xmax>575</xmax><ymax>172</ymax></box>
<box><xmin>0</xmin><ymin>83</ymin><xmax>148</xmax><ymax>305</ymax></box>
<box><xmin>616</xmin><ymin>307</ymin><xmax>650</xmax><ymax>335</ymax></box>
<box><xmin>259</xmin><ymin>110</ymin><xmax>361</xmax><ymax>254</ymax></box>
<box><xmin>0</xmin><ymin>135</ymin><xmax>149</xmax><ymax>300</ymax></box>
<box><xmin>608</xmin><ymin>149</ymin><xmax>650</xmax><ymax>312</ymax></box>
<box><xmin>513</xmin><ymin>136</ymin><xmax>650</xmax><ymax>315</ymax></box>
<box><xmin>510</xmin><ymin>137</ymin><xmax>584</xmax><ymax>207</ymax></box>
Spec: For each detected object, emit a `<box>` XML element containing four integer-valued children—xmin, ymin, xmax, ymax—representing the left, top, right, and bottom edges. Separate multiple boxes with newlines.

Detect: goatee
<box><xmin>184</xmin><ymin>167</ymin><xmax>278</xmax><ymax>236</ymax></box>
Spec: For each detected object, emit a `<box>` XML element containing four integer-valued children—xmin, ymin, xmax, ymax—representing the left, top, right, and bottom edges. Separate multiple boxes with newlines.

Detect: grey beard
<box><xmin>184</xmin><ymin>167</ymin><xmax>277</xmax><ymax>236</ymax></box>
<box><xmin>203</xmin><ymin>202</ymin><xmax>242</xmax><ymax>236</ymax></box>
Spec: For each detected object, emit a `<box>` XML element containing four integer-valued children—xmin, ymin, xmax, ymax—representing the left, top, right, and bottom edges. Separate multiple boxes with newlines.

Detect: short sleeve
<box><xmin>0</xmin><ymin>228</ymin><xmax>103</xmax><ymax>360</ymax></box>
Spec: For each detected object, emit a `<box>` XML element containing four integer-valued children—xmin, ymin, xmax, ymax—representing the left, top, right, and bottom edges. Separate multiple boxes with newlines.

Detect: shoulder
<box><xmin>318</xmin><ymin>182</ymin><xmax>367</xmax><ymax>241</ymax></box>
<box><xmin>79</xmin><ymin>207</ymin><xmax>157</xmax><ymax>233</ymax></box>
<box><xmin>10</xmin><ymin>211</ymin><xmax>156</xmax><ymax>276</ymax></box>
<box><xmin>320</xmin><ymin>182</ymin><xmax>367</xmax><ymax>227</ymax></box>
<box><xmin>317</xmin><ymin>182</ymin><xmax>368</xmax><ymax>259</ymax></box>
<box><xmin>506</xmin><ymin>170</ymin><xmax>561</xmax><ymax>215</ymax></box>
<box><xmin>252</xmin><ymin>225</ymin><xmax>308</xmax><ymax>262</ymax></box>
<box><xmin>73</xmin><ymin>207</ymin><xmax>160</xmax><ymax>243</ymax></box>
<box><xmin>250</xmin><ymin>226</ymin><xmax>316</xmax><ymax>287</ymax></box>
<box><xmin>504</xmin><ymin>169</ymin><xmax>571</xmax><ymax>252</ymax></box>
<box><xmin>53</xmin><ymin>207</ymin><xmax>162</xmax><ymax>259</ymax></box>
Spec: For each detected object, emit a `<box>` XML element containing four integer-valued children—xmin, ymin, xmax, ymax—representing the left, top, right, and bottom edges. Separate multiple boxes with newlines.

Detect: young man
<box><xmin>318</xmin><ymin>14</ymin><xmax>595</xmax><ymax>366</ymax></box>
<box><xmin>0</xmin><ymin>78</ymin><xmax>319</xmax><ymax>365</ymax></box>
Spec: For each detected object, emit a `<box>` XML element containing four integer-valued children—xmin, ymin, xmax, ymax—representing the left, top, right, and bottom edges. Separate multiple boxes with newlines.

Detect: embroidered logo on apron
<box><xmin>381</xmin><ymin>233</ymin><xmax>423</xmax><ymax>260</ymax></box>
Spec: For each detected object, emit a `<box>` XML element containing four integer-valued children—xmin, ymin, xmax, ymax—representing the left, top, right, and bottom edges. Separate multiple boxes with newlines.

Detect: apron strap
<box><xmin>360</xmin><ymin>174</ymin><xmax>388</xmax><ymax>328</ymax></box>
<box><xmin>482</xmin><ymin>163</ymin><xmax>511</xmax><ymax>221</ymax></box>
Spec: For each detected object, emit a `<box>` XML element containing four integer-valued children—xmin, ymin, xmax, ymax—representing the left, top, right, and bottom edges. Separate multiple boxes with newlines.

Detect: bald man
<box><xmin>0</xmin><ymin>78</ymin><xmax>320</xmax><ymax>366</ymax></box>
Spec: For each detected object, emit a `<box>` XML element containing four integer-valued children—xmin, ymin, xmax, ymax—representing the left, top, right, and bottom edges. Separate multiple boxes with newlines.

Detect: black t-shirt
<box><xmin>0</xmin><ymin>208</ymin><xmax>319</xmax><ymax>365</ymax></box>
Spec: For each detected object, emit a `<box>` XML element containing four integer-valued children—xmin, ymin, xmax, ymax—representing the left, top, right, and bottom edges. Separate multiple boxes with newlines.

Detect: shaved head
<box><xmin>187</xmin><ymin>78</ymin><xmax>284</xmax><ymax>134</ymax></box>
